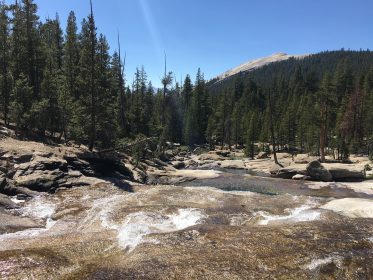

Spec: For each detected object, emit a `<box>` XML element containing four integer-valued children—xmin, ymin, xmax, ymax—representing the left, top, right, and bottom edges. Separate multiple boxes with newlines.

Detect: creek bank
<box><xmin>271</xmin><ymin>160</ymin><xmax>366</xmax><ymax>182</ymax></box>
<box><xmin>0</xmin><ymin>137</ymin><xmax>138</xmax><ymax>197</ymax></box>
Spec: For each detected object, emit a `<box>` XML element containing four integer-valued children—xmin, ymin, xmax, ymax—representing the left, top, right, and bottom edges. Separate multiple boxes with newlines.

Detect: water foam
<box><xmin>257</xmin><ymin>200</ymin><xmax>321</xmax><ymax>225</ymax></box>
<box><xmin>102</xmin><ymin>208</ymin><xmax>205</xmax><ymax>252</ymax></box>
<box><xmin>305</xmin><ymin>255</ymin><xmax>342</xmax><ymax>270</ymax></box>
<box><xmin>0</xmin><ymin>196</ymin><xmax>56</xmax><ymax>240</ymax></box>
<box><xmin>10</xmin><ymin>196</ymin><xmax>25</xmax><ymax>204</ymax></box>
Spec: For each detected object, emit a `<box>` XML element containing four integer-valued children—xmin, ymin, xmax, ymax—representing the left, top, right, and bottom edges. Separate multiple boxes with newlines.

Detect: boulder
<box><xmin>306</xmin><ymin>160</ymin><xmax>333</xmax><ymax>182</ymax></box>
<box><xmin>256</xmin><ymin>152</ymin><xmax>269</xmax><ymax>159</ymax></box>
<box><xmin>0</xmin><ymin>179</ymin><xmax>37</xmax><ymax>197</ymax></box>
<box><xmin>324</xmin><ymin>163</ymin><xmax>365</xmax><ymax>181</ymax></box>
<box><xmin>14</xmin><ymin>170</ymin><xmax>65</xmax><ymax>192</ymax></box>
<box><xmin>293</xmin><ymin>154</ymin><xmax>317</xmax><ymax>164</ymax></box>
<box><xmin>271</xmin><ymin>164</ymin><xmax>307</xmax><ymax>179</ymax></box>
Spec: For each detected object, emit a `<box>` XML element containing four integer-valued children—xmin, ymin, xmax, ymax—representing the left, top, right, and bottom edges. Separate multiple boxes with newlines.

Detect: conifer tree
<box><xmin>245</xmin><ymin>111</ymin><xmax>258</xmax><ymax>159</ymax></box>
<box><xmin>0</xmin><ymin>2</ymin><xmax>11</xmax><ymax>125</ymax></box>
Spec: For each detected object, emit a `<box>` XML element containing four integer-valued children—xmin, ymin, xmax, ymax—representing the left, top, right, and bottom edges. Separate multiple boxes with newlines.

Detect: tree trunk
<box><xmin>319</xmin><ymin>104</ymin><xmax>326</xmax><ymax>162</ymax></box>
<box><xmin>268</xmin><ymin>90</ymin><xmax>282</xmax><ymax>167</ymax></box>
<box><xmin>88</xmin><ymin>0</ymin><xmax>96</xmax><ymax>151</ymax></box>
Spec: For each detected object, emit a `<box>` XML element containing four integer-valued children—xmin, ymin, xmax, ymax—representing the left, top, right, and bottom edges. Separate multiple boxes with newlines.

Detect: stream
<box><xmin>0</xmin><ymin>170</ymin><xmax>372</xmax><ymax>279</ymax></box>
<box><xmin>180</xmin><ymin>168</ymin><xmax>373</xmax><ymax>198</ymax></box>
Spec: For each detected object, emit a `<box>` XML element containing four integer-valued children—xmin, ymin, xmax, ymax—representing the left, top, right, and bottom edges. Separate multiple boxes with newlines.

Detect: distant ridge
<box><xmin>216</xmin><ymin>52</ymin><xmax>308</xmax><ymax>81</ymax></box>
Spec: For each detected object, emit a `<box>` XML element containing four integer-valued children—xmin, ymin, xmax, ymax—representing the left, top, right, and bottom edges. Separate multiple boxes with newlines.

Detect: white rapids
<box><xmin>101</xmin><ymin>208</ymin><xmax>206</xmax><ymax>252</ymax></box>
<box><xmin>257</xmin><ymin>199</ymin><xmax>321</xmax><ymax>225</ymax></box>
<box><xmin>304</xmin><ymin>255</ymin><xmax>343</xmax><ymax>270</ymax></box>
<box><xmin>0</xmin><ymin>196</ymin><xmax>56</xmax><ymax>240</ymax></box>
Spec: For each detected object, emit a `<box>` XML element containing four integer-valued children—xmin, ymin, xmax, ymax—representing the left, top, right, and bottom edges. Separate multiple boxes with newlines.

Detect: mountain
<box><xmin>215</xmin><ymin>52</ymin><xmax>307</xmax><ymax>82</ymax></box>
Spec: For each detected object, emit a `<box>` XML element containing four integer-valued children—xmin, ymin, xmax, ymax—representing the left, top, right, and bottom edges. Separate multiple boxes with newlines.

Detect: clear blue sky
<box><xmin>6</xmin><ymin>0</ymin><xmax>373</xmax><ymax>87</ymax></box>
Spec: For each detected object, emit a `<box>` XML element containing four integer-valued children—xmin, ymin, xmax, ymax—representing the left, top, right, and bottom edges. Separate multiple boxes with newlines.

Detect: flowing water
<box><xmin>0</xmin><ymin>170</ymin><xmax>373</xmax><ymax>279</ymax></box>
<box><xmin>180</xmin><ymin>168</ymin><xmax>373</xmax><ymax>198</ymax></box>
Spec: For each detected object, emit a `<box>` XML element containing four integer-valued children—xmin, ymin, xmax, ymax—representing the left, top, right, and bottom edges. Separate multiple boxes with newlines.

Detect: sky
<box><xmin>5</xmin><ymin>0</ymin><xmax>373</xmax><ymax>87</ymax></box>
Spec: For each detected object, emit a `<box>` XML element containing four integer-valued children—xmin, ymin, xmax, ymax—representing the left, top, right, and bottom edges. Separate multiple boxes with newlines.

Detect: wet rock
<box><xmin>306</xmin><ymin>161</ymin><xmax>333</xmax><ymax>182</ymax></box>
<box><xmin>0</xmin><ymin>212</ymin><xmax>42</xmax><ymax>234</ymax></box>
<box><xmin>52</xmin><ymin>207</ymin><xmax>81</xmax><ymax>220</ymax></box>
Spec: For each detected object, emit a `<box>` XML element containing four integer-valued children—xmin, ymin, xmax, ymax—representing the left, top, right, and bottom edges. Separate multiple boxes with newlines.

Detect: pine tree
<box><xmin>59</xmin><ymin>11</ymin><xmax>79</xmax><ymax>140</ymax></box>
<box><xmin>0</xmin><ymin>2</ymin><xmax>11</xmax><ymax>125</ymax></box>
<box><xmin>245</xmin><ymin>111</ymin><xmax>258</xmax><ymax>159</ymax></box>
<box><xmin>317</xmin><ymin>73</ymin><xmax>336</xmax><ymax>162</ymax></box>
<box><xmin>75</xmin><ymin>1</ymin><xmax>98</xmax><ymax>150</ymax></box>
<box><xmin>10</xmin><ymin>74</ymin><xmax>33</xmax><ymax>134</ymax></box>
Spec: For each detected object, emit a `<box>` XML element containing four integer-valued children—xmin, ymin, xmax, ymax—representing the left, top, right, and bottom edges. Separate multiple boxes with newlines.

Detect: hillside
<box><xmin>205</xmin><ymin>50</ymin><xmax>373</xmax><ymax>159</ymax></box>
<box><xmin>215</xmin><ymin>52</ymin><xmax>307</xmax><ymax>82</ymax></box>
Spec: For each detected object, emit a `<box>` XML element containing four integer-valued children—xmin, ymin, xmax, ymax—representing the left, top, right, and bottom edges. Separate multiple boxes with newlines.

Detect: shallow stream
<box><xmin>0</xmin><ymin>171</ymin><xmax>372</xmax><ymax>279</ymax></box>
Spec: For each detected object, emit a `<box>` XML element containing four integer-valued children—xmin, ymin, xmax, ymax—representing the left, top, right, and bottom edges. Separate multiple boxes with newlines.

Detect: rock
<box><xmin>198</xmin><ymin>162</ymin><xmax>220</xmax><ymax>169</ymax></box>
<box><xmin>67</xmin><ymin>170</ymin><xmax>83</xmax><ymax>178</ymax></box>
<box><xmin>14</xmin><ymin>170</ymin><xmax>65</xmax><ymax>192</ymax></box>
<box><xmin>0</xmin><ymin>212</ymin><xmax>42</xmax><ymax>234</ymax></box>
<box><xmin>219</xmin><ymin>160</ymin><xmax>246</xmax><ymax>169</ymax></box>
<box><xmin>16</xmin><ymin>194</ymin><xmax>29</xmax><ymax>200</ymax></box>
<box><xmin>0</xmin><ymin>193</ymin><xmax>18</xmax><ymax>209</ymax></box>
<box><xmin>306</xmin><ymin>161</ymin><xmax>333</xmax><ymax>182</ymax></box>
<box><xmin>293</xmin><ymin>154</ymin><xmax>317</xmax><ymax>164</ymax></box>
<box><xmin>324</xmin><ymin>163</ymin><xmax>365</xmax><ymax>181</ymax></box>
<box><xmin>0</xmin><ymin>179</ymin><xmax>37</xmax><ymax>197</ymax></box>
<box><xmin>256</xmin><ymin>152</ymin><xmax>269</xmax><ymax>159</ymax></box>
<box><xmin>321</xmin><ymin>198</ymin><xmax>373</xmax><ymax>218</ymax></box>
<box><xmin>0</xmin><ymin>126</ymin><xmax>15</xmax><ymax>138</ymax></box>
<box><xmin>198</xmin><ymin>153</ymin><xmax>223</xmax><ymax>161</ymax></box>
<box><xmin>13</xmin><ymin>153</ymin><xmax>33</xmax><ymax>163</ymax></box>
<box><xmin>185</xmin><ymin>160</ymin><xmax>198</xmax><ymax>168</ymax></box>
<box><xmin>52</xmin><ymin>207</ymin><xmax>81</xmax><ymax>220</ymax></box>
<box><xmin>271</xmin><ymin>164</ymin><xmax>307</xmax><ymax>179</ymax></box>
<box><xmin>172</xmin><ymin>161</ymin><xmax>186</xmax><ymax>170</ymax></box>
<box><xmin>215</xmin><ymin>150</ymin><xmax>230</xmax><ymax>157</ymax></box>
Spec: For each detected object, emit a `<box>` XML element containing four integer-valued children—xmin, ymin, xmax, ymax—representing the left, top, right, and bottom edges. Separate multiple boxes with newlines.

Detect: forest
<box><xmin>1</xmin><ymin>0</ymin><xmax>373</xmax><ymax>162</ymax></box>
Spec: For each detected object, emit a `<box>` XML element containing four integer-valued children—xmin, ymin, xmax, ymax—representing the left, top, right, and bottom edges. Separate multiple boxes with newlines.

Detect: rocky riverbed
<box><xmin>0</xmin><ymin>137</ymin><xmax>373</xmax><ymax>279</ymax></box>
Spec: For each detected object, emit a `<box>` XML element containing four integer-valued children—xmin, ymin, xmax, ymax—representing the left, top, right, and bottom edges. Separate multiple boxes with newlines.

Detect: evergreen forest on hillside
<box><xmin>1</xmin><ymin>0</ymin><xmax>373</xmax><ymax>162</ymax></box>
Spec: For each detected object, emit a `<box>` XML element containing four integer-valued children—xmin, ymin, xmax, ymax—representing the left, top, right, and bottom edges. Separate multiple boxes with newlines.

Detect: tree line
<box><xmin>1</xmin><ymin>1</ymin><xmax>373</xmax><ymax>162</ymax></box>
<box><xmin>0</xmin><ymin>0</ymin><xmax>207</xmax><ymax>152</ymax></box>
<box><xmin>208</xmin><ymin>51</ymin><xmax>373</xmax><ymax>161</ymax></box>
